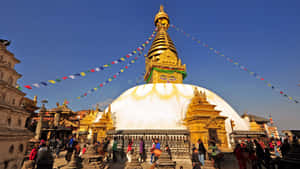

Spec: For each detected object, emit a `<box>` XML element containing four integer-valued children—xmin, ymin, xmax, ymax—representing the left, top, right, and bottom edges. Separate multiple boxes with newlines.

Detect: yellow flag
<box><xmin>120</xmin><ymin>57</ymin><xmax>125</xmax><ymax>61</ymax></box>
<box><xmin>94</xmin><ymin>88</ymin><xmax>98</xmax><ymax>91</ymax></box>
<box><xmin>267</xmin><ymin>84</ymin><xmax>272</xmax><ymax>87</ymax></box>
<box><xmin>120</xmin><ymin>69</ymin><xmax>124</xmax><ymax>72</ymax></box>
<box><xmin>80</xmin><ymin>72</ymin><xmax>86</xmax><ymax>76</ymax></box>
<box><xmin>250</xmin><ymin>72</ymin><xmax>254</xmax><ymax>75</ymax></box>
<box><xmin>289</xmin><ymin>97</ymin><xmax>293</xmax><ymax>100</ymax></box>
<box><xmin>48</xmin><ymin>80</ymin><xmax>56</xmax><ymax>84</ymax></box>
<box><xmin>108</xmin><ymin>78</ymin><xmax>112</xmax><ymax>82</ymax></box>
<box><xmin>142</xmin><ymin>44</ymin><xmax>146</xmax><ymax>47</ymax></box>
<box><xmin>77</xmin><ymin>97</ymin><xmax>80</xmax><ymax>99</ymax></box>
<box><xmin>131</xmin><ymin>60</ymin><xmax>135</xmax><ymax>63</ymax></box>
<box><xmin>133</xmin><ymin>51</ymin><xmax>137</xmax><ymax>54</ymax></box>
<box><xmin>209</xmin><ymin>48</ymin><xmax>214</xmax><ymax>50</ymax></box>
<box><xmin>104</xmin><ymin>64</ymin><xmax>109</xmax><ymax>67</ymax></box>
<box><xmin>221</xmin><ymin>54</ymin><xmax>225</xmax><ymax>56</ymax></box>
<box><xmin>234</xmin><ymin>62</ymin><xmax>239</xmax><ymax>65</ymax></box>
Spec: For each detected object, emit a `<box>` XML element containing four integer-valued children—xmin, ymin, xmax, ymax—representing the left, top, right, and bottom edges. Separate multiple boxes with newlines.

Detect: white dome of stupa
<box><xmin>97</xmin><ymin>83</ymin><xmax>249</xmax><ymax>135</ymax></box>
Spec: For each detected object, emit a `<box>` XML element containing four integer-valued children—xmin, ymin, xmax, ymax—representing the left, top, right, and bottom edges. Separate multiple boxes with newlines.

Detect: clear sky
<box><xmin>1</xmin><ymin>0</ymin><xmax>299</xmax><ymax>130</ymax></box>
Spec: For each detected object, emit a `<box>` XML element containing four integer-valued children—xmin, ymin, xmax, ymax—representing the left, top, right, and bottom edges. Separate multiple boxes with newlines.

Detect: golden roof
<box><xmin>147</xmin><ymin>5</ymin><xmax>177</xmax><ymax>61</ymax></box>
<box><xmin>154</xmin><ymin>5</ymin><xmax>169</xmax><ymax>27</ymax></box>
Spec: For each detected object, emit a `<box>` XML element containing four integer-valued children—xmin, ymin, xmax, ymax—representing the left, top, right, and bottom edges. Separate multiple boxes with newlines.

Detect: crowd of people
<box><xmin>233</xmin><ymin>134</ymin><xmax>295</xmax><ymax>169</ymax></box>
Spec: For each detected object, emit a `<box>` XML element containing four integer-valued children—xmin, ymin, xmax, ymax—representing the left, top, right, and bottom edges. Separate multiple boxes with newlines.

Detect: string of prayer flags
<box><xmin>76</xmin><ymin>51</ymin><xmax>144</xmax><ymax>99</ymax></box>
<box><xmin>170</xmin><ymin>24</ymin><xmax>298</xmax><ymax>104</ymax></box>
<box><xmin>20</xmin><ymin>29</ymin><xmax>157</xmax><ymax>91</ymax></box>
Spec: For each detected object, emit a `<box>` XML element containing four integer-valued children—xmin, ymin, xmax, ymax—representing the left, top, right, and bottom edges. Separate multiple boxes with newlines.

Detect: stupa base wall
<box><xmin>107</xmin><ymin>129</ymin><xmax>191</xmax><ymax>160</ymax></box>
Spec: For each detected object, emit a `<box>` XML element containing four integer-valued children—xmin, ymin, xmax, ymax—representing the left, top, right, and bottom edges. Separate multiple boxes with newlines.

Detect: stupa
<box><xmin>95</xmin><ymin>5</ymin><xmax>249</xmax><ymax>159</ymax></box>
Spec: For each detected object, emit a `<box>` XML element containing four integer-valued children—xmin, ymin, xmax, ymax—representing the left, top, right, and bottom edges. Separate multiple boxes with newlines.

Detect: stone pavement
<box><xmin>53</xmin><ymin>151</ymin><xmax>243</xmax><ymax>169</ymax></box>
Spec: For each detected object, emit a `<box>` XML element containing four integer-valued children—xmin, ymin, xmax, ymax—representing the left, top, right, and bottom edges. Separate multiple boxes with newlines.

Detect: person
<box><xmin>234</xmin><ymin>141</ymin><xmax>245</xmax><ymax>169</ymax></box>
<box><xmin>165</xmin><ymin>144</ymin><xmax>172</xmax><ymax>160</ymax></box>
<box><xmin>139</xmin><ymin>138</ymin><xmax>145</xmax><ymax>162</ymax></box>
<box><xmin>264</xmin><ymin>148</ymin><xmax>271</xmax><ymax>169</ymax></box>
<box><xmin>23</xmin><ymin>143</ymin><xmax>39</xmax><ymax>169</ymax></box>
<box><xmin>154</xmin><ymin>138</ymin><xmax>161</xmax><ymax>162</ymax></box>
<box><xmin>65</xmin><ymin>141</ymin><xmax>74</xmax><ymax>163</ymax></box>
<box><xmin>112</xmin><ymin>137</ymin><xmax>118</xmax><ymax>162</ymax></box>
<box><xmin>127</xmin><ymin>139</ymin><xmax>133</xmax><ymax>162</ymax></box>
<box><xmin>68</xmin><ymin>135</ymin><xmax>74</xmax><ymax>148</ymax></box>
<box><xmin>254</xmin><ymin>140</ymin><xmax>264</xmax><ymax>169</ymax></box>
<box><xmin>107</xmin><ymin>137</ymin><xmax>114</xmax><ymax>161</ymax></box>
<box><xmin>208</xmin><ymin>141</ymin><xmax>221</xmax><ymax>169</ymax></box>
<box><xmin>197</xmin><ymin>139</ymin><xmax>206</xmax><ymax>166</ymax></box>
<box><xmin>55</xmin><ymin>138</ymin><xmax>62</xmax><ymax>158</ymax></box>
<box><xmin>36</xmin><ymin>141</ymin><xmax>54</xmax><ymax>169</ymax></box>
<box><xmin>191</xmin><ymin>147</ymin><xmax>201</xmax><ymax>169</ymax></box>
<box><xmin>79</xmin><ymin>144</ymin><xmax>87</xmax><ymax>157</ymax></box>
<box><xmin>150</xmin><ymin>139</ymin><xmax>155</xmax><ymax>163</ymax></box>
<box><xmin>281</xmin><ymin>138</ymin><xmax>290</xmax><ymax>158</ymax></box>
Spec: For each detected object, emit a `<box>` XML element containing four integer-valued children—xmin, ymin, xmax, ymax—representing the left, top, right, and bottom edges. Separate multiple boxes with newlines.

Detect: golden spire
<box><xmin>144</xmin><ymin>5</ymin><xmax>186</xmax><ymax>83</ymax></box>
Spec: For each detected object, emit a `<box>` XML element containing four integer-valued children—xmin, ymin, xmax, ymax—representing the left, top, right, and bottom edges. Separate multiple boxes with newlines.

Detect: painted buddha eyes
<box><xmin>160</xmin><ymin>75</ymin><xmax>177</xmax><ymax>81</ymax></box>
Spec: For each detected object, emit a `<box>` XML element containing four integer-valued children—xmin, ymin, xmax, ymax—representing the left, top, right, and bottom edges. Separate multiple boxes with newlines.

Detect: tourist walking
<box><xmin>112</xmin><ymin>137</ymin><xmax>118</xmax><ymax>162</ymax></box>
<box><xmin>36</xmin><ymin>141</ymin><xmax>54</xmax><ymax>169</ymax></box>
<box><xmin>139</xmin><ymin>138</ymin><xmax>145</xmax><ymax>162</ymax></box>
<box><xmin>191</xmin><ymin>147</ymin><xmax>201</xmax><ymax>169</ymax></box>
<box><xmin>154</xmin><ymin>138</ymin><xmax>161</xmax><ymax>162</ymax></box>
<box><xmin>234</xmin><ymin>141</ymin><xmax>245</xmax><ymax>169</ymax></box>
<box><xmin>55</xmin><ymin>138</ymin><xmax>62</xmax><ymax>158</ymax></box>
<box><xmin>165</xmin><ymin>144</ymin><xmax>172</xmax><ymax>160</ymax></box>
<box><xmin>281</xmin><ymin>138</ymin><xmax>290</xmax><ymax>158</ymax></box>
<box><xmin>150</xmin><ymin>139</ymin><xmax>155</xmax><ymax>163</ymax></box>
<box><xmin>208</xmin><ymin>141</ymin><xmax>221</xmax><ymax>169</ymax></box>
<box><xmin>197</xmin><ymin>139</ymin><xmax>206</xmax><ymax>166</ymax></box>
<box><xmin>127</xmin><ymin>139</ymin><xmax>133</xmax><ymax>162</ymax></box>
<box><xmin>254</xmin><ymin>140</ymin><xmax>264</xmax><ymax>169</ymax></box>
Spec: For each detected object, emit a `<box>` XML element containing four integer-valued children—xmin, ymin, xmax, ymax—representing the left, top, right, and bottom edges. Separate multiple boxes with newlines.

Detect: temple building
<box><xmin>80</xmin><ymin>6</ymin><xmax>280</xmax><ymax>160</ymax></box>
<box><xmin>89</xmin><ymin>6</ymin><xmax>250</xmax><ymax>159</ymax></box>
<box><xmin>0</xmin><ymin>39</ymin><xmax>36</xmax><ymax>169</ymax></box>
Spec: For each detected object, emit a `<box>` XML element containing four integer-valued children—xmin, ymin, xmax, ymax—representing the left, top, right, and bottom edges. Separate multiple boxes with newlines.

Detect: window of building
<box><xmin>19</xmin><ymin>144</ymin><xmax>24</xmax><ymax>153</ymax></box>
<box><xmin>0</xmin><ymin>71</ymin><xmax>3</xmax><ymax>80</ymax></box>
<box><xmin>9</xmin><ymin>145</ymin><xmax>14</xmax><ymax>154</ymax></box>
<box><xmin>12</xmin><ymin>98</ymin><xmax>15</xmax><ymax>105</ymax></box>
<box><xmin>18</xmin><ymin>119</ymin><xmax>21</xmax><ymax>126</ymax></box>
<box><xmin>7</xmin><ymin>117</ymin><xmax>11</xmax><ymax>126</ymax></box>
<box><xmin>8</xmin><ymin>76</ymin><xmax>13</xmax><ymax>86</ymax></box>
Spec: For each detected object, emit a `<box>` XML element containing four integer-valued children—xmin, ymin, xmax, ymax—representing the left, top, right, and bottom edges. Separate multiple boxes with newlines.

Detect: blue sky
<box><xmin>1</xmin><ymin>0</ymin><xmax>299</xmax><ymax>129</ymax></box>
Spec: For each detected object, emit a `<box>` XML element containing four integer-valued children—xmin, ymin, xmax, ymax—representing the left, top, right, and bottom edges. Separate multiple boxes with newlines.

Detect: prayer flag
<box><xmin>90</xmin><ymin>69</ymin><xmax>95</xmax><ymax>72</ymax></box>
<box><xmin>113</xmin><ymin>75</ymin><xmax>117</xmax><ymax>78</ymax></box>
<box><xmin>95</xmin><ymin>68</ymin><xmax>100</xmax><ymax>72</ymax></box>
<box><xmin>120</xmin><ymin>57</ymin><xmax>125</xmax><ymax>61</ymax></box>
<box><xmin>32</xmin><ymin>83</ymin><xmax>40</xmax><ymax>88</ymax></box>
<box><xmin>48</xmin><ymin>80</ymin><xmax>56</xmax><ymax>84</ymax></box>
<box><xmin>62</xmin><ymin>76</ymin><xmax>68</xmax><ymax>80</ymax></box>
<box><xmin>80</xmin><ymin>72</ymin><xmax>86</xmax><ymax>76</ymax></box>
<box><xmin>69</xmin><ymin>75</ymin><xmax>75</xmax><ymax>79</ymax></box>
<box><xmin>40</xmin><ymin>82</ymin><xmax>48</xmax><ymax>86</ymax></box>
<box><xmin>24</xmin><ymin>85</ymin><xmax>32</xmax><ymax>89</ymax></box>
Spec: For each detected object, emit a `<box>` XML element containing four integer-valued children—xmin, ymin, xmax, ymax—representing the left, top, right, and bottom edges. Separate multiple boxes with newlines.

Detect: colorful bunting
<box><xmin>21</xmin><ymin>30</ymin><xmax>157</xmax><ymax>91</ymax></box>
<box><xmin>76</xmin><ymin>51</ymin><xmax>144</xmax><ymax>99</ymax></box>
<box><xmin>170</xmin><ymin>24</ymin><xmax>298</xmax><ymax>104</ymax></box>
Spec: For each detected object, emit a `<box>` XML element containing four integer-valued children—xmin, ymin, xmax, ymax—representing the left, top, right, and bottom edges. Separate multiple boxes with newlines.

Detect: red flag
<box><xmin>134</xmin><ymin>57</ymin><xmax>138</xmax><ymax>60</ymax></box>
<box><xmin>126</xmin><ymin>55</ymin><xmax>130</xmax><ymax>58</ymax></box>
<box><xmin>24</xmin><ymin>85</ymin><xmax>32</xmax><ymax>89</ymax></box>
<box><xmin>62</xmin><ymin>76</ymin><xmax>68</xmax><ymax>80</ymax></box>
<box><xmin>90</xmin><ymin>69</ymin><xmax>95</xmax><ymax>72</ymax></box>
<box><xmin>100</xmin><ymin>84</ymin><xmax>103</xmax><ymax>87</ymax></box>
<box><xmin>280</xmin><ymin>91</ymin><xmax>283</xmax><ymax>94</ymax></box>
<box><xmin>84</xmin><ymin>93</ymin><xmax>87</xmax><ymax>96</ymax></box>
<box><xmin>111</xmin><ymin>61</ymin><xmax>115</xmax><ymax>64</ymax></box>
<box><xmin>113</xmin><ymin>75</ymin><xmax>117</xmax><ymax>78</ymax></box>
<box><xmin>261</xmin><ymin>78</ymin><xmax>264</xmax><ymax>81</ymax></box>
<box><xmin>125</xmin><ymin>66</ymin><xmax>128</xmax><ymax>69</ymax></box>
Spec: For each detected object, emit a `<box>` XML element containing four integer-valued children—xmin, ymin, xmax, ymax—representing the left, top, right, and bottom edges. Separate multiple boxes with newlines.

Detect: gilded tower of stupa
<box><xmin>144</xmin><ymin>5</ymin><xmax>186</xmax><ymax>83</ymax></box>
